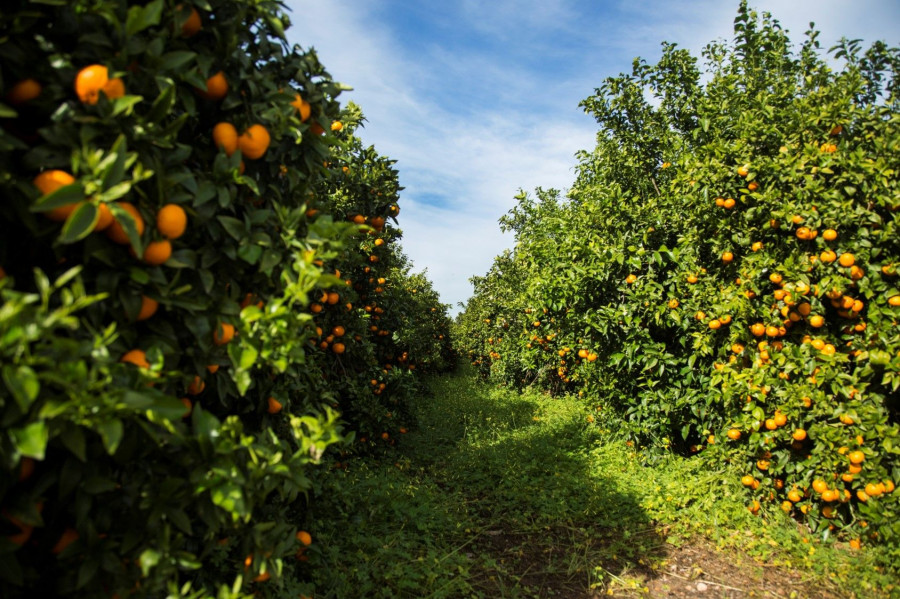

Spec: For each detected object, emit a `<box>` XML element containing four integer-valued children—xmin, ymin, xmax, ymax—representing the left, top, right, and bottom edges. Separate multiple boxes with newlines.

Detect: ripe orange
<box><xmin>737</xmin><ymin>164</ymin><xmax>749</xmax><ymax>177</ymax></box>
<box><xmin>741</xmin><ymin>475</ymin><xmax>755</xmax><ymax>487</ymax></box>
<box><xmin>792</xmin><ymin>429</ymin><xmax>807</xmax><ymax>441</ymax></box>
<box><xmin>296</xmin><ymin>530</ymin><xmax>312</xmax><ymax>546</ymax></box>
<box><xmin>206</xmin><ymin>364</ymin><xmax>219</xmax><ymax>374</ymax></box>
<box><xmin>291</xmin><ymin>94</ymin><xmax>312</xmax><ymax>121</ymax></box>
<box><xmin>213</xmin><ymin>122</ymin><xmax>239</xmax><ymax>155</ymax></box>
<box><xmin>625</xmin><ymin>274</ymin><xmax>637</xmax><ymax>284</ymax></box>
<box><xmin>751</xmin><ymin>241</ymin><xmax>763</xmax><ymax>252</ymax></box>
<box><xmin>750</xmin><ymin>323</ymin><xmax>766</xmax><ymax>336</ymax></box>
<box><xmin>74</xmin><ymin>64</ymin><xmax>109</xmax><ymax>104</ymax></box>
<box><xmin>823</xmin><ymin>229</ymin><xmax>837</xmax><ymax>241</ymax></box>
<box><xmin>723</xmin><ymin>197</ymin><xmax>735</xmax><ymax>209</ymax></box>
<box><xmin>238</xmin><ymin>124</ymin><xmax>271</xmax><ymax>160</ymax></box>
<box><xmin>808</xmin><ymin>315</ymin><xmax>824</xmax><ymax>328</ymax></box>
<box><xmin>773</xmin><ymin>411</ymin><xmax>787</xmax><ymax>427</ymax></box>
<box><xmin>121</xmin><ymin>349</ymin><xmax>150</xmax><ymax>369</ymax></box>
<box><xmin>199</xmin><ymin>71</ymin><xmax>228</xmax><ymax>101</ymax></box>
<box><xmin>157</xmin><ymin>204</ymin><xmax>187</xmax><ymax>239</ymax></box>
<box><xmin>721</xmin><ymin>251</ymin><xmax>734</xmax><ymax>263</ymax></box>
<box><xmin>267</xmin><ymin>397</ymin><xmax>283</xmax><ymax>414</ymax></box>
<box><xmin>214</xmin><ymin>322</ymin><xmax>235</xmax><ymax>345</ymax></box>
<box><xmin>102</xmin><ymin>77</ymin><xmax>125</xmax><ymax>100</ymax></box>
<box><xmin>848</xmin><ymin>450</ymin><xmax>865</xmax><ymax>465</ymax></box>
<box><xmin>177</xmin><ymin>4</ymin><xmax>202</xmax><ymax>37</ymax></box>
<box><xmin>727</xmin><ymin>429</ymin><xmax>741</xmax><ymax>440</ymax></box>
<box><xmin>142</xmin><ymin>240</ymin><xmax>172</xmax><ymax>265</ymax></box>
<box><xmin>686</xmin><ymin>274</ymin><xmax>698</xmax><ymax>283</ymax></box>
<box><xmin>332</xmin><ymin>325</ymin><xmax>346</xmax><ymax>337</ymax></box>
<box><xmin>7</xmin><ymin>79</ymin><xmax>42</xmax><ymax>105</ymax></box>
<box><xmin>331</xmin><ymin>121</ymin><xmax>343</xmax><ymax>131</ymax></box>
<box><xmin>106</xmin><ymin>202</ymin><xmax>145</xmax><ymax>244</ymax></box>
<box><xmin>747</xmin><ymin>181</ymin><xmax>759</xmax><ymax>192</ymax></box>
<box><xmin>137</xmin><ymin>295</ymin><xmax>158</xmax><ymax>320</ymax></box>
<box><xmin>187</xmin><ymin>375</ymin><xmax>205</xmax><ymax>395</ymax></box>
<box><xmin>667</xmin><ymin>299</ymin><xmax>679</xmax><ymax>309</ymax></box>
<box><xmin>849</xmin><ymin>539</ymin><xmax>861</xmax><ymax>550</ymax></box>
<box><xmin>33</xmin><ymin>170</ymin><xmax>80</xmax><ymax>221</ymax></box>
<box><xmin>812</xmin><ymin>479</ymin><xmax>828</xmax><ymax>494</ymax></box>
<box><xmin>93</xmin><ymin>203</ymin><xmax>114</xmax><ymax>231</ymax></box>
<box><xmin>787</xmin><ymin>489</ymin><xmax>802</xmax><ymax>503</ymax></box>
<box><xmin>769</xmin><ymin>272</ymin><xmax>783</xmax><ymax>284</ymax></box>
<box><xmin>708</xmin><ymin>319</ymin><xmax>721</xmax><ymax>330</ymax></box>
<box><xmin>332</xmin><ymin>342</ymin><xmax>346</xmax><ymax>354</ymax></box>
<box><xmin>838</xmin><ymin>253</ymin><xmax>855</xmax><ymax>267</ymax></box>
<box><xmin>51</xmin><ymin>528</ymin><xmax>79</xmax><ymax>555</ymax></box>
<box><xmin>748</xmin><ymin>500</ymin><xmax>760</xmax><ymax>515</ymax></box>
<box><xmin>889</xmin><ymin>295</ymin><xmax>900</xmax><ymax>307</ymax></box>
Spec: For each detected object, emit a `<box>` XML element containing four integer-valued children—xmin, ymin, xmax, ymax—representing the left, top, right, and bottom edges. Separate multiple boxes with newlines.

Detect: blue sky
<box><xmin>285</xmin><ymin>0</ymin><xmax>900</xmax><ymax>314</ymax></box>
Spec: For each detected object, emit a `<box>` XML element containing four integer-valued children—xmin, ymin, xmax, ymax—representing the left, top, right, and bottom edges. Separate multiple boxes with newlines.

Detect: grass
<box><xmin>300</xmin><ymin>369</ymin><xmax>897</xmax><ymax>598</ymax></box>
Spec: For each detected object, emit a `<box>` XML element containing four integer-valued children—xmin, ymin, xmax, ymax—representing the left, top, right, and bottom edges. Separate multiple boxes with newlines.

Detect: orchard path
<box><xmin>305</xmin><ymin>371</ymin><xmax>857</xmax><ymax>598</ymax></box>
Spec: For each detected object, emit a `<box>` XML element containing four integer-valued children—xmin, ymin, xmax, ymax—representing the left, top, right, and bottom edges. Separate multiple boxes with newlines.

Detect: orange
<box><xmin>94</xmin><ymin>203</ymin><xmax>114</xmax><ymax>231</ymax></box>
<box><xmin>750</xmin><ymin>323</ymin><xmax>766</xmax><ymax>337</ymax></box>
<box><xmin>838</xmin><ymin>253</ymin><xmax>855</xmax><ymax>267</ymax></box>
<box><xmin>33</xmin><ymin>170</ymin><xmax>80</xmax><ymax>221</ymax></box>
<box><xmin>74</xmin><ymin>64</ymin><xmax>109</xmax><ymax>104</ymax></box>
<box><xmin>187</xmin><ymin>375</ymin><xmax>205</xmax><ymax>395</ymax></box>
<box><xmin>765</xmin><ymin>418</ymin><xmax>777</xmax><ymax>430</ymax></box>
<box><xmin>708</xmin><ymin>319</ymin><xmax>721</xmax><ymax>330</ymax></box>
<box><xmin>102</xmin><ymin>78</ymin><xmax>125</xmax><ymax>100</ymax></box>
<box><xmin>823</xmin><ymin>229</ymin><xmax>837</xmax><ymax>241</ymax></box>
<box><xmin>765</xmin><ymin>325</ymin><xmax>779</xmax><ymax>337</ymax></box>
<box><xmin>121</xmin><ymin>349</ymin><xmax>150</xmax><ymax>369</ymax></box>
<box><xmin>769</xmin><ymin>273</ymin><xmax>783</xmax><ymax>284</ymax></box>
<box><xmin>136</xmin><ymin>295</ymin><xmax>158</xmax><ymax>320</ymax></box>
<box><xmin>157</xmin><ymin>204</ymin><xmax>187</xmax><ymax>239</ymax></box>
<box><xmin>686</xmin><ymin>274</ymin><xmax>698</xmax><ymax>283</ymax></box>
<box><xmin>267</xmin><ymin>397</ymin><xmax>283</xmax><ymax>414</ymax></box>
<box><xmin>238</xmin><ymin>124</ymin><xmax>271</xmax><ymax>160</ymax></box>
<box><xmin>199</xmin><ymin>71</ymin><xmax>228</xmax><ymax>100</ymax></box>
<box><xmin>715</xmin><ymin>197</ymin><xmax>724</xmax><ymax>207</ymax></box>
<box><xmin>7</xmin><ymin>79</ymin><xmax>42</xmax><ymax>105</ymax></box>
<box><xmin>332</xmin><ymin>342</ymin><xmax>346</xmax><ymax>354</ymax></box>
<box><xmin>143</xmin><ymin>240</ymin><xmax>172</xmax><ymax>265</ymax></box>
<box><xmin>780</xmin><ymin>500</ymin><xmax>792</xmax><ymax>512</ymax></box>
<box><xmin>212</xmin><ymin>122</ymin><xmax>239</xmax><ymax>155</ymax></box>
<box><xmin>206</xmin><ymin>364</ymin><xmax>219</xmax><ymax>374</ymax></box>
<box><xmin>812</xmin><ymin>479</ymin><xmax>828</xmax><ymax>494</ymax></box>
<box><xmin>331</xmin><ymin>120</ymin><xmax>343</xmax><ymax>131</ymax></box>
<box><xmin>741</xmin><ymin>475</ymin><xmax>755</xmax><ymax>487</ymax></box>
<box><xmin>864</xmin><ymin>482</ymin><xmax>882</xmax><ymax>497</ymax></box>
<box><xmin>721</xmin><ymin>251</ymin><xmax>734</xmax><ymax>263</ymax></box>
<box><xmin>667</xmin><ymin>299</ymin><xmax>679</xmax><ymax>309</ymax></box>
<box><xmin>849</xmin><ymin>539</ymin><xmax>861</xmax><ymax>550</ymax></box>
<box><xmin>351</xmin><ymin>214</ymin><xmax>366</xmax><ymax>225</ymax></box>
<box><xmin>723</xmin><ymin>197</ymin><xmax>735</xmax><ymax>209</ymax></box>
<box><xmin>214</xmin><ymin>322</ymin><xmax>235</xmax><ymax>345</ymax></box>
<box><xmin>106</xmin><ymin>202</ymin><xmax>145</xmax><ymax>244</ymax></box>
<box><xmin>889</xmin><ymin>295</ymin><xmax>900</xmax><ymax>307</ymax></box>
<box><xmin>792</xmin><ymin>429</ymin><xmax>807</xmax><ymax>441</ymax></box>
<box><xmin>748</xmin><ymin>500</ymin><xmax>760</xmax><ymax>515</ymax></box>
<box><xmin>737</xmin><ymin>164</ymin><xmax>749</xmax><ymax>177</ymax></box>
<box><xmin>51</xmin><ymin>528</ymin><xmax>79</xmax><ymax>555</ymax></box>
<box><xmin>727</xmin><ymin>429</ymin><xmax>741</xmax><ymax>440</ymax></box>
<box><xmin>296</xmin><ymin>530</ymin><xmax>312</xmax><ymax>546</ymax></box>
<box><xmin>751</xmin><ymin>241</ymin><xmax>763</xmax><ymax>252</ymax></box>
<box><xmin>625</xmin><ymin>274</ymin><xmax>637</xmax><ymax>284</ymax></box>
<box><xmin>808</xmin><ymin>315</ymin><xmax>824</xmax><ymax>328</ymax></box>
<box><xmin>787</xmin><ymin>489</ymin><xmax>802</xmax><ymax>503</ymax></box>
<box><xmin>848</xmin><ymin>450</ymin><xmax>865</xmax><ymax>465</ymax></box>
<box><xmin>177</xmin><ymin>4</ymin><xmax>202</xmax><ymax>37</ymax></box>
<box><xmin>773</xmin><ymin>411</ymin><xmax>787</xmax><ymax>427</ymax></box>
<box><xmin>291</xmin><ymin>94</ymin><xmax>312</xmax><ymax>121</ymax></box>
<box><xmin>327</xmin><ymin>292</ymin><xmax>340</xmax><ymax>305</ymax></box>
<box><xmin>747</xmin><ymin>181</ymin><xmax>759</xmax><ymax>191</ymax></box>
<box><xmin>332</xmin><ymin>325</ymin><xmax>346</xmax><ymax>337</ymax></box>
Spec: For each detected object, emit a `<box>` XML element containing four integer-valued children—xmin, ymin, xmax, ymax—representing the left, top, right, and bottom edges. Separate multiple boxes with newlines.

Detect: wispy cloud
<box><xmin>284</xmin><ymin>0</ymin><xmax>898</xmax><ymax>313</ymax></box>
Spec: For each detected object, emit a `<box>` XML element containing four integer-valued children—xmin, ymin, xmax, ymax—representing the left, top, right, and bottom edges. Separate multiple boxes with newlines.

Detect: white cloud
<box><xmin>284</xmin><ymin>0</ymin><xmax>898</xmax><ymax>314</ymax></box>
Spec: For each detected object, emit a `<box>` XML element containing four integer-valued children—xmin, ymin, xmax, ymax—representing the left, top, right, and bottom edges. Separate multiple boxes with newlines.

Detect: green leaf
<box><xmin>159</xmin><ymin>51</ymin><xmax>197</xmax><ymax>72</ymax></box>
<box><xmin>0</xmin><ymin>102</ymin><xmax>17</xmax><ymax>119</ymax></box>
<box><xmin>139</xmin><ymin>548</ymin><xmax>161</xmax><ymax>577</ymax></box>
<box><xmin>60</xmin><ymin>202</ymin><xmax>98</xmax><ymax>243</ymax></box>
<box><xmin>97</xmin><ymin>419</ymin><xmax>124</xmax><ymax>454</ymax></box>
<box><xmin>218</xmin><ymin>216</ymin><xmax>245</xmax><ymax>240</ymax></box>
<box><xmin>12</xmin><ymin>421</ymin><xmax>49</xmax><ymax>459</ymax></box>
<box><xmin>32</xmin><ymin>182</ymin><xmax>85</xmax><ymax>211</ymax></box>
<box><xmin>126</xmin><ymin>0</ymin><xmax>164</xmax><ymax>36</ymax></box>
<box><xmin>110</xmin><ymin>95</ymin><xmax>143</xmax><ymax>117</ymax></box>
<box><xmin>83</xmin><ymin>475</ymin><xmax>117</xmax><ymax>494</ymax></box>
<box><xmin>60</xmin><ymin>426</ymin><xmax>87</xmax><ymax>461</ymax></box>
<box><xmin>100</xmin><ymin>135</ymin><xmax>128</xmax><ymax>191</ymax></box>
<box><xmin>2</xmin><ymin>365</ymin><xmax>40</xmax><ymax>411</ymax></box>
<box><xmin>147</xmin><ymin>81</ymin><xmax>176</xmax><ymax>123</ymax></box>
<box><xmin>109</xmin><ymin>202</ymin><xmax>143</xmax><ymax>251</ymax></box>
<box><xmin>237</xmin><ymin>244</ymin><xmax>262</xmax><ymax>264</ymax></box>
<box><xmin>238</xmin><ymin>345</ymin><xmax>258</xmax><ymax>370</ymax></box>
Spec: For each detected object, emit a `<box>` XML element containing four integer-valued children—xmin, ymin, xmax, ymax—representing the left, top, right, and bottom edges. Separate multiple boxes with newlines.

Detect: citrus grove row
<box><xmin>0</xmin><ymin>1</ymin><xmax>453</xmax><ymax>597</ymax></box>
<box><xmin>456</xmin><ymin>3</ymin><xmax>899</xmax><ymax>563</ymax></box>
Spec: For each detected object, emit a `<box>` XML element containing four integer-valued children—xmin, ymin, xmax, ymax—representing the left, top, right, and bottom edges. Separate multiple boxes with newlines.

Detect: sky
<box><xmin>284</xmin><ymin>0</ymin><xmax>900</xmax><ymax>314</ymax></box>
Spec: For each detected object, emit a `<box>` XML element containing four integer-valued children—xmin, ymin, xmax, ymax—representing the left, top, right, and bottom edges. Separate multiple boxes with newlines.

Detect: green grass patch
<box><xmin>302</xmin><ymin>370</ymin><xmax>897</xmax><ymax>598</ymax></box>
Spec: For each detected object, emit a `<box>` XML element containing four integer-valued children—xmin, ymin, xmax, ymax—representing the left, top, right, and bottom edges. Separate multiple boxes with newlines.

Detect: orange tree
<box><xmin>456</xmin><ymin>2</ymin><xmax>899</xmax><ymax>559</ymax></box>
<box><xmin>0</xmin><ymin>0</ymin><xmax>451</xmax><ymax>597</ymax></box>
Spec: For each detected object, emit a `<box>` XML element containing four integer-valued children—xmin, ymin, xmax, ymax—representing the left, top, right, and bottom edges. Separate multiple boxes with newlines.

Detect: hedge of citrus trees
<box><xmin>0</xmin><ymin>0</ymin><xmax>452</xmax><ymax>597</ymax></box>
<box><xmin>457</xmin><ymin>2</ymin><xmax>899</xmax><ymax>559</ymax></box>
